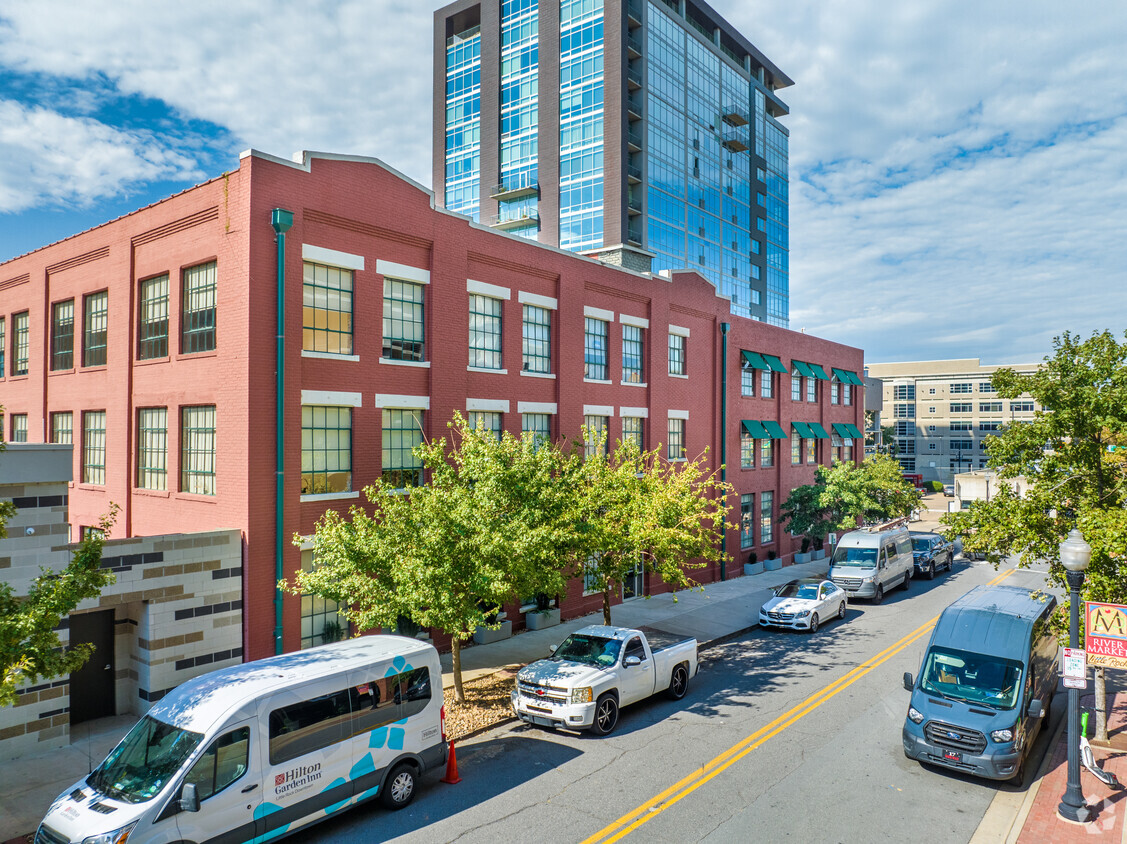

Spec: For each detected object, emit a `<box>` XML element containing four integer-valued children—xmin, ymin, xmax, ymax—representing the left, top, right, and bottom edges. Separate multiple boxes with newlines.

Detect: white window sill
<box><xmin>520</xmin><ymin>370</ymin><xmax>556</xmax><ymax>379</ymax></box>
<box><xmin>669</xmin><ymin>373</ymin><xmax>689</xmax><ymax>380</ymax></box>
<box><xmin>300</xmin><ymin>491</ymin><xmax>360</xmax><ymax>503</ymax></box>
<box><xmin>379</xmin><ymin>358</ymin><xmax>430</xmax><ymax>368</ymax></box>
<box><xmin>668</xmin><ymin>457</ymin><xmax>687</xmax><ymax>463</ymax></box>
<box><xmin>302</xmin><ymin>351</ymin><xmax>360</xmax><ymax>362</ymax></box>
<box><xmin>467</xmin><ymin>366</ymin><xmax>508</xmax><ymax>375</ymax></box>
<box><xmin>584</xmin><ymin>378</ymin><xmax>612</xmax><ymax>385</ymax></box>
<box><xmin>620</xmin><ymin>380</ymin><xmax>647</xmax><ymax>388</ymax></box>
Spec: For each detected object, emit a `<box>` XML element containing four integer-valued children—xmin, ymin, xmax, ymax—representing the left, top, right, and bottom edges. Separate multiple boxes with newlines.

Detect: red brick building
<box><xmin>0</xmin><ymin>150</ymin><xmax>864</xmax><ymax>661</ymax></box>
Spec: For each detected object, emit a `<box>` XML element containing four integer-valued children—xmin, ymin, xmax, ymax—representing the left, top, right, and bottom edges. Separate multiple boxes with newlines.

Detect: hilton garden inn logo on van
<box><xmin>274</xmin><ymin>762</ymin><xmax>322</xmax><ymax>797</ymax></box>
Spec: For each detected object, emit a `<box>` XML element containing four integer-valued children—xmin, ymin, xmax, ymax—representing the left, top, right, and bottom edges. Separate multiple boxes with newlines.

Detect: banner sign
<box><xmin>1085</xmin><ymin>601</ymin><xmax>1127</xmax><ymax>669</ymax></box>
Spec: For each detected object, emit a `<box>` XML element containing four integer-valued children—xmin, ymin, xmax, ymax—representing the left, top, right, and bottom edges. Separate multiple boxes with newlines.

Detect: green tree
<box><xmin>574</xmin><ymin>429</ymin><xmax>733</xmax><ymax>626</ymax></box>
<box><xmin>288</xmin><ymin>414</ymin><xmax>576</xmax><ymax>702</ymax></box>
<box><xmin>942</xmin><ymin>330</ymin><xmax>1127</xmax><ymax>740</ymax></box>
<box><xmin>1</xmin><ymin>506</ymin><xmax>118</xmax><ymax>707</ymax></box>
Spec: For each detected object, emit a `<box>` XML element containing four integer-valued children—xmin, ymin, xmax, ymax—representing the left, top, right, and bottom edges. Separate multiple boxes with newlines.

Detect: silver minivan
<box><xmin>828</xmin><ymin>522</ymin><xmax>914</xmax><ymax>604</ymax></box>
<box><xmin>37</xmin><ymin>636</ymin><xmax>447</xmax><ymax>844</ymax></box>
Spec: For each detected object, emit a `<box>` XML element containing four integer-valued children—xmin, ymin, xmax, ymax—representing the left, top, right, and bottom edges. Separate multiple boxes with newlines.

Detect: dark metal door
<box><xmin>69</xmin><ymin>610</ymin><xmax>115</xmax><ymax>724</ymax></box>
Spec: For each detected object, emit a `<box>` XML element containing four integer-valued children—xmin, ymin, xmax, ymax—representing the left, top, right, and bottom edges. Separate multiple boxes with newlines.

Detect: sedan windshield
<box><xmin>918</xmin><ymin>646</ymin><xmax>1023</xmax><ymax>710</ymax></box>
<box><xmin>831</xmin><ymin>547</ymin><xmax>877</xmax><ymax>568</ymax></box>
<box><xmin>776</xmin><ymin>582</ymin><xmax>820</xmax><ymax>600</ymax></box>
<box><xmin>554</xmin><ymin>634</ymin><xmax>622</xmax><ymax>668</ymax></box>
<box><xmin>88</xmin><ymin>715</ymin><xmax>203</xmax><ymax>803</ymax></box>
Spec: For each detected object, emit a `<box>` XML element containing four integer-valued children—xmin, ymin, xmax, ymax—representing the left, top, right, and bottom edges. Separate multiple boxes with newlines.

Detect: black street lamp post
<box><xmin>1058</xmin><ymin>528</ymin><xmax>1093</xmax><ymax>823</ymax></box>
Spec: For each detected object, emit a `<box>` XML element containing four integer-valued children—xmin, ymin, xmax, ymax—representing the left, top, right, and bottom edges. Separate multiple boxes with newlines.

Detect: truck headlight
<box><xmin>991</xmin><ymin>726</ymin><xmax>1015</xmax><ymax>743</ymax></box>
<box><xmin>82</xmin><ymin>823</ymin><xmax>138</xmax><ymax>844</ymax></box>
<box><xmin>570</xmin><ymin>687</ymin><xmax>593</xmax><ymax>704</ymax></box>
<box><xmin>907</xmin><ymin>707</ymin><xmax>924</xmax><ymax>724</ymax></box>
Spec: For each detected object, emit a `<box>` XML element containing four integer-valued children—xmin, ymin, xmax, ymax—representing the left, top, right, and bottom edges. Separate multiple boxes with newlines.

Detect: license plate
<box><xmin>943</xmin><ymin>750</ymin><xmax>961</xmax><ymax>762</ymax></box>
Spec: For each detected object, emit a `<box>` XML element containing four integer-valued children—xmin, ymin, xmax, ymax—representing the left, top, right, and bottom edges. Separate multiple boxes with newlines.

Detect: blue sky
<box><xmin>1</xmin><ymin>0</ymin><xmax>1124</xmax><ymax>365</ymax></box>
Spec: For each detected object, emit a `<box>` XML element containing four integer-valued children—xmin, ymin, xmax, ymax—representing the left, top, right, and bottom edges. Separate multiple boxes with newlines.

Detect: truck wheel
<box><xmin>591</xmin><ymin>694</ymin><xmax>619</xmax><ymax>736</ymax></box>
<box><xmin>925</xmin><ymin>562</ymin><xmax>935</xmax><ymax>580</ymax></box>
<box><xmin>667</xmin><ymin>664</ymin><xmax>689</xmax><ymax>700</ymax></box>
<box><xmin>380</xmin><ymin>762</ymin><xmax>417</xmax><ymax>810</ymax></box>
<box><xmin>946</xmin><ymin>553</ymin><xmax>954</xmax><ymax>572</ymax></box>
<box><xmin>873</xmin><ymin>584</ymin><xmax>884</xmax><ymax>605</ymax></box>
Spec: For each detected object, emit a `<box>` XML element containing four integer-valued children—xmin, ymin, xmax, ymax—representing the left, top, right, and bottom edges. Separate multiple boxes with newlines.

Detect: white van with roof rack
<box><xmin>36</xmin><ymin>636</ymin><xmax>446</xmax><ymax>844</ymax></box>
<box><xmin>828</xmin><ymin>518</ymin><xmax>915</xmax><ymax>604</ymax></box>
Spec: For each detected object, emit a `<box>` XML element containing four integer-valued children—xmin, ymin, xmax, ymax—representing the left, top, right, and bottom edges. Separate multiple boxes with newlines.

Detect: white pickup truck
<box><xmin>511</xmin><ymin>625</ymin><xmax>698</xmax><ymax>735</ymax></box>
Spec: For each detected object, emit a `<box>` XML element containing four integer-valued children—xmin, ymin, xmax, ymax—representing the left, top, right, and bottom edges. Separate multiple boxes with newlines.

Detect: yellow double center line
<box><xmin>581</xmin><ymin>566</ymin><xmax>1018</xmax><ymax>844</ymax></box>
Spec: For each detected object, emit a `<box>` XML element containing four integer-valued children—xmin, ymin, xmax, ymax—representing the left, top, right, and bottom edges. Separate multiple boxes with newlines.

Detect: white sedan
<box><xmin>759</xmin><ymin>578</ymin><xmax>848</xmax><ymax>633</ymax></box>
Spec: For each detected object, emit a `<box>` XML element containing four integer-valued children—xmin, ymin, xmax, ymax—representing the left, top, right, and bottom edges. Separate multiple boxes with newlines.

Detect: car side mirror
<box><xmin>179</xmin><ymin>783</ymin><xmax>200</xmax><ymax>813</ymax></box>
<box><xmin>1028</xmin><ymin>699</ymin><xmax>1045</xmax><ymax>720</ymax></box>
<box><xmin>903</xmin><ymin>672</ymin><xmax>914</xmax><ymax>692</ymax></box>
<box><xmin>624</xmin><ymin>655</ymin><xmax>642</xmax><ymax>667</ymax></box>
<box><xmin>548</xmin><ymin>644</ymin><xmax>557</xmax><ymax>655</ymax></box>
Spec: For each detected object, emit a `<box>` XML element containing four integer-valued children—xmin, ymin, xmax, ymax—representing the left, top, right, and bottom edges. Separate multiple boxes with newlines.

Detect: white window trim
<box><xmin>584</xmin><ymin>405</ymin><xmax>614</xmax><ymax>417</ymax></box>
<box><xmin>302</xmin><ymin>350</ymin><xmax>360</xmax><ymax>362</ymax></box>
<box><xmin>300</xmin><ymin>491</ymin><xmax>361</xmax><ymax>503</ymax></box>
<box><xmin>669</xmin><ymin>373</ymin><xmax>690</xmax><ymax>380</ymax></box>
<box><xmin>379</xmin><ymin>358</ymin><xmax>431</xmax><ymax>369</ymax></box>
<box><xmin>518</xmin><ymin>401</ymin><xmax>558</xmax><ymax>414</ymax></box>
<box><xmin>619</xmin><ymin>406</ymin><xmax>648</xmax><ymax>418</ymax></box>
<box><xmin>584</xmin><ymin>378</ymin><xmax>613</xmax><ymax>385</ymax></box>
<box><xmin>374</xmin><ymin>395</ymin><xmax>431</xmax><ymax>410</ymax></box>
<box><xmin>668</xmin><ymin>324</ymin><xmax>690</xmax><ymax>338</ymax></box>
<box><xmin>584</xmin><ymin>305</ymin><xmax>614</xmax><ymax>321</ymax></box>
<box><xmin>467</xmin><ymin>279</ymin><xmax>511</xmax><ymax>300</ymax></box>
<box><xmin>303</xmin><ymin>244</ymin><xmax>364</xmax><ymax>271</ymax></box>
<box><xmin>619</xmin><ymin>314</ymin><xmax>649</xmax><ymax>329</ymax></box>
<box><xmin>300</xmin><ymin>390</ymin><xmax>362</xmax><ymax>407</ymax></box>
<box><xmin>467</xmin><ymin>398</ymin><xmax>510</xmax><ymax>413</ymax></box>
<box><xmin>467</xmin><ymin>365</ymin><xmax>509</xmax><ymax>375</ymax></box>
<box><xmin>520</xmin><ymin>370</ymin><xmax>556</xmax><ymax>380</ymax></box>
<box><xmin>376</xmin><ymin>259</ymin><xmax>429</xmax><ymax>284</ymax></box>
<box><xmin>518</xmin><ymin>291</ymin><xmax>558</xmax><ymax>310</ymax></box>
<box><xmin>619</xmin><ymin>380</ymin><xmax>648</xmax><ymax>388</ymax></box>
<box><xmin>668</xmin><ymin>409</ymin><xmax>690</xmax><ymax>420</ymax></box>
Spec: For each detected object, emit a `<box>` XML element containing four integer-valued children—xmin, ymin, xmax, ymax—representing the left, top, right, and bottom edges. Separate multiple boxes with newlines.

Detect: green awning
<box><xmin>831</xmin><ymin>423</ymin><xmax>851</xmax><ymax>438</ymax></box>
<box><xmin>792</xmin><ymin>421</ymin><xmax>814</xmax><ymax>438</ymax></box>
<box><xmin>741</xmin><ymin>350</ymin><xmax>767</xmax><ymax>370</ymax></box>
<box><xmin>846</xmin><ymin>423</ymin><xmax>864</xmax><ymax>439</ymax></box>
<box><xmin>762</xmin><ymin>420</ymin><xmax>788</xmax><ymax>439</ymax></box>
<box><xmin>808</xmin><ymin>363</ymin><xmax>830</xmax><ymax>381</ymax></box>
<box><xmin>791</xmin><ymin>359</ymin><xmax>816</xmax><ymax>378</ymax></box>
<box><xmin>808</xmin><ymin>422</ymin><xmax>830</xmax><ymax>439</ymax></box>
<box><xmin>831</xmin><ymin>368</ymin><xmax>863</xmax><ymax>385</ymax></box>
<box><xmin>741</xmin><ymin>419</ymin><xmax>769</xmax><ymax>439</ymax></box>
<box><xmin>761</xmin><ymin>353</ymin><xmax>787</xmax><ymax>373</ymax></box>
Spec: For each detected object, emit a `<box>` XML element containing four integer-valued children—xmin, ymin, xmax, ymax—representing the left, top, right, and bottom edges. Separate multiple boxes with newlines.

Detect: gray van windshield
<box><xmin>919</xmin><ymin>646</ymin><xmax>1023</xmax><ymax>710</ymax></box>
<box><xmin>88</xmin><ymin>714</ymin><xmax>203</xmax><ymax>803</ymax></box>
<box><xmin>831</xmin><ymin>547</ymin><xmax>877</xmax><ymax>567</ymax></box>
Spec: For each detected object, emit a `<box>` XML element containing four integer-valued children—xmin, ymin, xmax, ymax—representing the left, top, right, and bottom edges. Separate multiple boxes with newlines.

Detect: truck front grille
<box><xmin>517</xmin><ymin>681</ymin><xmax>567</xmax><ymax>704</ymax></box>
<box><xmin>924</xmin><ymin>720</ymin><xmax>988</xmax><ymax>754</ymax></box>
<box><xmin>35</xmin><ymin>825</ymin><xmax>69</xmax><ymax>844</ymax></box>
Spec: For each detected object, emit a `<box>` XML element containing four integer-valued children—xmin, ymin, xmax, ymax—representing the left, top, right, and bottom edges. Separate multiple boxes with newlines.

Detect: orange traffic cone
<box><xmin>441</xmin><ymin>740</ymin><xmax>461</xmax><ymax>784</ymax></box>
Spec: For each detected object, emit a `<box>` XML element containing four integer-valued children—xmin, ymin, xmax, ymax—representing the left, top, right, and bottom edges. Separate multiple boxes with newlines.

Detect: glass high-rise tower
<box><xmin>433</xmin><ymin>0</ymin><xmax>792</xmax><ymax>326</ymax></box>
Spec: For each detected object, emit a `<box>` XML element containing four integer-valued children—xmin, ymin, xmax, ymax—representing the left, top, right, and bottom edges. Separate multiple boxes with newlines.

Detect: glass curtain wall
<box><xmin>559</xmin><ymin>0</ymin><xmax>605</xmax><ymax>250</ymax></box>
<box><xmin>499</xmin><ymin>0</ymin><xmax>541</xmax><ymax>237</ymax></box>
<box><xmin>445</xmin><ymin>21</ymin><xmax>482</xmax><ymax>220</ymax></box>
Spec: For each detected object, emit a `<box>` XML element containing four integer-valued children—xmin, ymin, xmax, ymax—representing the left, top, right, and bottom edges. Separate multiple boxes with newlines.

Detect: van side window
<box><xmin>269</xmin><ymin>689</ymin><xmax>352</xmax><ymax>765</ymax></box>
<box><xmin>184</xmin><ymin>727</ymin><xmax>250</xmax><ymax>801</ymax></box>
<box><xmin>401</xmin><ymin>667</ymin><xmax>432</xmax><ymax>719</ymax></box>
<box><xmin>350</xmin><ymin>674</ymin><xmax>402</xmax><ymax>735</ymax></box>
<box><xmin>895</xmin><ymin>536</ymin><xmax>913</xmax><ymax>558</ymax></box>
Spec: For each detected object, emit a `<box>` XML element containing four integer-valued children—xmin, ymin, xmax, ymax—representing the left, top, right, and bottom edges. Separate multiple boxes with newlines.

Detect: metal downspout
<box><xmin>719</xmin><ymin>322</ymin><xmax>730</xmax><ymax>580</ymax></box>
<box><xmin>271</xmin><ymin>209</ymin><xmax>293</xmax><ymax>654</ymax></box>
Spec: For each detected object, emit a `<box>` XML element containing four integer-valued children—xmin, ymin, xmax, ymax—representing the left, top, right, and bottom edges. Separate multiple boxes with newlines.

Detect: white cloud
<box><xmin>0</xmin><ymin>100</ymin><xmax>203</xmax><ymax>212</ymax></box>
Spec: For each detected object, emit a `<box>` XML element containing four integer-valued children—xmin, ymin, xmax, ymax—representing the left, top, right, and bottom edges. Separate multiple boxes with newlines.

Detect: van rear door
<box><xmin>170</xmin><ymin>719</ymin><xmax>263</xmax><ymax>843</ymax></box>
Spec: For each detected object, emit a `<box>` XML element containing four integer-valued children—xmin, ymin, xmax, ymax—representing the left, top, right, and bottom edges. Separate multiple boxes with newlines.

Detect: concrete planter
<box><xmin>473</xmin><ymin>619</ymin><xmax>512</xmax><ymax>644</ymax></box>
<box><xmin>765</xmin><ymin>557</ymin><xmax>783</xmax><ymax>571</ymax></box>
<box><xmin>525</xmin><ymin>608</ymin><xmax>560</xmax><ymax>630</ymax></box>
<box><xmin>812</xmin><ymin>549</ymin><xmax>826</xmax><ymax>561</ymax></box>
<box><xmin>794</xmin><ymin>551</ymin><xmax>813</xmax><ymax>564</ymax></box>
<box><xmin>743</xmin><ymin>562</ymin><xmax>765</xmax><ymax>576</ymax></box>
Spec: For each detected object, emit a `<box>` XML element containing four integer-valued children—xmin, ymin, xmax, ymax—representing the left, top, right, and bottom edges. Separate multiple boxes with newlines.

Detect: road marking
<box><xmin>581</xmin><ymin>566</ymin><xmax>1018</xmax><ymax>844</ymax></box>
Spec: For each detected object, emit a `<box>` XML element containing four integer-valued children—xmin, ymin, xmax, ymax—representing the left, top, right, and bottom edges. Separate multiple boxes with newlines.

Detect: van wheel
<box><xmin>667</xmin><ymin>664</ymin><xmax>689</xmax><ymax>700</ymax></box>
<box><xmin>901</xmin><ymin>570</ymin><xmax>911</xmax><ymax>591</ymax></box>
<box><xmin>873</xmin><ymin>584</ymin><xmax>884</xmax><ymax>604</ymax></box>
<box><xmin>808</xmin><ymin>613</ymin><xmax>819</xmax><ymax>633</ymax></box>
<box><xmin>381</xmin><ymin>762</ymin><xmax>417</xmax><ymax>810</ymax></box>
<box><xmin>1011</xmin><ymin>756</ymin><xmax>1026</xmax><ymax>788</ymax></box>
<box><xmin>591</xmin><ymin>694</ymin><xmax>619</xmax><ymax>736</ymax></box>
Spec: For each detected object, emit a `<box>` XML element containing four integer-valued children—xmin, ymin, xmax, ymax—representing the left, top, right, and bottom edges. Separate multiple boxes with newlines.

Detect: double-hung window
<box><xmin>51</xmin><ymin>300</ymin><xmax>74</xmax><ymax>370</ymax></box>
<box><xmin>469</xmin><ymin>295</ymin><xmax>503</xmax><ymax>369</ymax></box>
<box><xmin>468</xmin><ymin>411</ymin><xmax>503</xmax><ymax>441</ymax></box>
<box><xmin>760</xmin><ymin>438</ymin><xmax>774</xmax><ymax>467</ymax></box>
<box><xmin>138</xmin><ymin>275</ymin><xmax>169</xmax><ymax>359</ymax></box>
<box><xmin>0</xmin><ymin>317</ymin><xmax>5</xmax><ymax>377</ymax></box>
<box><xmin>761</xmin><ymin>368</ymin><xmax>773</xmax><ymax>398</ymax></box>
<box><xmin>741</xmin><ymin>362</ymin><xmax>755</xmax><ymax>396</ymax></box>
<box><xmin>13</xmin><ymin>312</ymin><xmax>29</xmax><ymax>375</ymax></box>
<box><xmin>584</xmin><ymin>318</ymin><xmax>608</xmax><ymax>380</ymax></box>
<box><xmin>668</xmin><ymin>333</ymin><xmax>686</xmax><ymax>376</ymax></box>
<box><xmin>137</xmin><ymin>408</ymin><xmax>168</xmax><ymax>490</ymax></box>
<box><xmin>181</xmin><ymin>405</ymin><xmax>216</xmax><ymax>495</ymax></box>
<box><xmin>522</xmin><ymin>304</ymin><xmax>551</xmax><ymax>373</ymax></box>
<box><xmin>759</xmin><ymin>491</ymin><xmax>774</xmax><ymax>545</ymax></box>
<box><xmin>304</xmin><ymin>263</ymin><xmax>353</xmax><ymax>355</ymax></box>
<box><xmin>182</xmin><ymin>261</ymin><xmax>217</xmax><ymax>353</ymax></box>
<box><xmin>622</xmin><ymin>416</ymin><xmax>644</xmax><ymax>451</ymax></box>
<box><xmin>583</xmin><ymin>415</ymin><xmax>608</xmax><ymax>458</ymax></box>
<box><xmin>843</xmin><ymin>383</ymin><xmax>852</xmax><ymax>405</ymax></box>
<box><xmin>10</xmin><ymin>414</ymin><xmax>27</xmax><ymax>443</ymax></box>
<box><xmin>382</xmin><ymin>409</ymin><xmax>424</xmax><ymax>488</ymax></box>
<box><xmin>301</xmin><ymin>406</ymin><xmax>352</xmax><ymax>495</ymax></box>
<box><xmin>83</xmin><ymin>411</ymin><xmax>106</xmax><ymax>485</ymax></box>
<box><xmin>740</xmin><ymin>428</ymin><xmax>755</xmax><ymax>468</ymax></box>
<box><xmin>831</xmin><ymin>380</ymin><xmax>839</xmax><ymax>405</ymax></box>
<box><xmin>667</xmin><ymin>417</ymin><xmax>686</xmax><ymax>461</ymax></box>
<box><xmin>740</xmin><ymin>493</ymin><xmax>754</xmax><ymax>549</ymax></box>
<box><xmin>791</xmin><ymin>431</ymin><xmax>802</xmax><ymax>464</ymax></box>
<box><xmin>51</xmin><ymin>411</ymin><xmax>73</xmax><ymax>444</ymax></box>
<box><xmin>522</xmin><ymin>413</ymin><xmax>550</xmax><ymax>444</ymax></box>
<box><xmin>83</xmin><ymin>292</ymin><xmax>108</xmax><ymax>367</ymax></box>
<box><xmin>806</xmin><ymin>377</ymin><xmax>816</xmax><ymax>403</ymax></box>
<box><xmin>622</xmin><ymin>325</ymin><xmax>644</xmax><ymax>384</ymax></box>
<box><xmin>790</xmin><ymin>367</ymin><xmax>802</xmax><ymax>401</ymax></box>
<box><xmin>383</xmin><ymin>278</ymin><xmax>424</xmax><ymax>361</ymax></box>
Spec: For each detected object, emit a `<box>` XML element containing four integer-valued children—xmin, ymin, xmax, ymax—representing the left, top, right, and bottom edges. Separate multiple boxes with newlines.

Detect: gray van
<box><xmin>901</xmin><ymin>585</ymin><xmax>1058</xmax><ymax>784</ymax></box>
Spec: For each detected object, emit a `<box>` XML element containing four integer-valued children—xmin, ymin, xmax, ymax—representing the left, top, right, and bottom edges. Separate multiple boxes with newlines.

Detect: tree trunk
<box><xmin>602</xmin><ymin>588</ymin><xmax>612</xmax><ymax>626</ymax></box>
<box><xmin>1095</xmin><ymin>665</ymin><xmax>1109</xmax><ymax>742</ymax></box>
<box><xmin>451</xmin><ymin>636</ymin><xmax>465</xmax><ymax>704</ymax></box>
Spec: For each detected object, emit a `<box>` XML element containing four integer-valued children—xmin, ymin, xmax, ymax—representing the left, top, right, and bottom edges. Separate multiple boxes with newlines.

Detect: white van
<box><xmin>37</xmin><ymin>636</ymin><xmax>447</xmax><ymax>844</ymax></box>
<box><xmin>828</xmin><ymin>520</ymin><xmax>914</xmax><ymax>604</ymax></box>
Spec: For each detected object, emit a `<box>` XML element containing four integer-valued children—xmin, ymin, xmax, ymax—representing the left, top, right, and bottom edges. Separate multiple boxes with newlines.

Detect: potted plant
<box><xmin>811</xmin><ymin>535</ymin><xmax>826</xmax><ymax>561</ymax></box>
<box><xmin>794</xmin><ymin>536</ymin><xmax>813</xmax><ymax>564</ymax></box>
<box><xmin>765</xmin><ymin>549</ymin><xmax>782</xmax><ymax>571</ymax></box>
<box><xmin>320</xmin><ymin>619</ymin><xmax>345</xmax><ymax>645</ymax></box>
<box><xmin>526</xmin><ymin>593</ymin><xmax>561</xmax><ymax>631</ymax></box>
<box><xmin>743</xmin><ymin>551</ymin><xmax>764</xmax><ymax>577</ymax></box>
<box><xmin>473</xmin><ymin>602</ymin><xmax>512</xmax><ymax>644</ymax></box>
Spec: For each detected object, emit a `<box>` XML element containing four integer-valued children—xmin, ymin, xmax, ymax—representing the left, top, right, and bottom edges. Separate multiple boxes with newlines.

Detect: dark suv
<box><xmin>910</xmin><ymin>532</ymin><xmax>953</xmax><ymax>579</ymax></box>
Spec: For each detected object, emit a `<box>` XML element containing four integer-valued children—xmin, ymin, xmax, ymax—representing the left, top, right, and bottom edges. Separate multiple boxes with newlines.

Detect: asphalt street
<box><xmin>307</xmin><ymin>558</ymin><xmax>1059</xmax><ymax>843</ymax></box>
